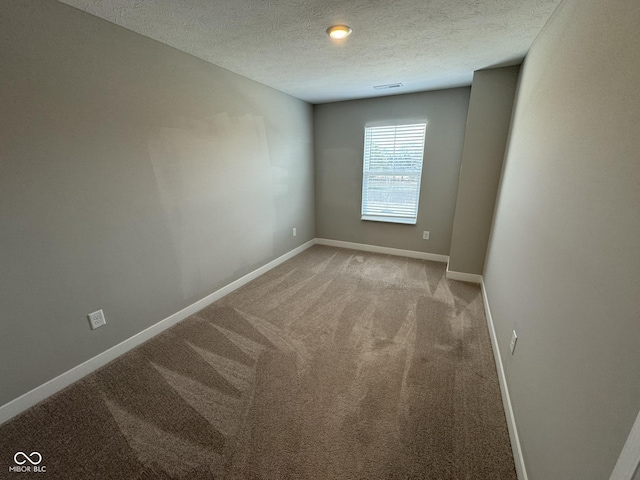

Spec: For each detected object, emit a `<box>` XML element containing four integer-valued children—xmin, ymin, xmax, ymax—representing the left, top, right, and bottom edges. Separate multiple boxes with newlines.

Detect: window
<box><xmin>361</xmin><ymin>123</ymin><xmax>427</xmax><ymax>224</ymax></box>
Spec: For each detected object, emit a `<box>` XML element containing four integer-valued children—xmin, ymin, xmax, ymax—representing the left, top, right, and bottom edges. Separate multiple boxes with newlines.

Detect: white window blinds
<box><xmin>361</xmin><ymin>123</ymin><xmax>427</xmax><ymax>224</ymax></box>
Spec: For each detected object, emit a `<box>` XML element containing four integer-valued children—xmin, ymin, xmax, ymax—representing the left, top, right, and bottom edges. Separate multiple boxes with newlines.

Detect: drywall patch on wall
<box><xmin>148</xmin><ymin>113</ymin><xmax>275</xmax><ymax>300</ymax></box>
<box><xmin>271</xmin><ymin>166</ymin><xmax>289</xmax><ymax>197</ymax></box>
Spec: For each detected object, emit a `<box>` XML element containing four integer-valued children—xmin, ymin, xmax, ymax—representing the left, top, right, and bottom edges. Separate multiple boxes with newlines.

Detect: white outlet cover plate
<box><xmin>423</xmin><ymin>231</ymin><xmax>430</xmax><ymax>240</ymax></box>
<box><xmin>88</xmin><ymin>310</ymin><xmax>106</xmax><ymax>330</ymax></box>
<box><xmin>510</xmin><ymin>330</ymin><xmax>518</xmax><ymax>354</ymax></box>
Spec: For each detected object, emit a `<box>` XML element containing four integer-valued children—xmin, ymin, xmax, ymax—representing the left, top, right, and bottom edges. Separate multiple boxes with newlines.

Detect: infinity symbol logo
<box><xmin>14</xmin><ymin>451</ymin><xmax>42</xmax><ymax>465</ymax></box>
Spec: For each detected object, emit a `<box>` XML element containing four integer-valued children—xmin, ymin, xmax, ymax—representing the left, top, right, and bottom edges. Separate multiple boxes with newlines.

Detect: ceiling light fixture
<box><xmin>326</xmin><ymin>25</ymin><xmax>352</xmax><ymax>40</ymax></box>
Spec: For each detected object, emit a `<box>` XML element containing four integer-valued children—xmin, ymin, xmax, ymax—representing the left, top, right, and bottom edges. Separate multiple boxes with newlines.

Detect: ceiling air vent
<box><xmin>373</xmin><ymin>83</ymin><xmax>403</xmax><ymax>90</ymax></box>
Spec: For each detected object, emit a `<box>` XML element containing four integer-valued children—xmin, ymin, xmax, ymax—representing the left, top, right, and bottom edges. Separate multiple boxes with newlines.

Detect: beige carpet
<box><xmin>0</xmin><ymin>245</ymin><xmax>516</xmax><ymax>479</ymax></box>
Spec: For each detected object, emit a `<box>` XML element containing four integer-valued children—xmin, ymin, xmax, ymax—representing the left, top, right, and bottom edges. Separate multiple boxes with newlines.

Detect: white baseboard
<box><xmin>481</xmin><ymin>280</ymin><xmax>528</xmax><ymax>480</ymax></box>
<box><xmin>610</xmin><ymin>409</ymin><xmax>640</xmax><ymax>480</ymax></box>
<box><xmin>0</xmin><ymin>240</ymin><xmax>315</xmax><ymax>426</ymax></box>
<box><xmin>445</xmin><ymin>264</ymin><xmax>483</xmax><ymax>284</ymax></box>
<box><xmin>315</xmin><ymin>238</ymin><xmax>449</xmax><ymax>263</ymax></box>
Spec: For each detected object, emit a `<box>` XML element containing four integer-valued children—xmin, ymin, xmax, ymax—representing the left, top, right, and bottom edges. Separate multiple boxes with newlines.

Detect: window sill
<box><xmin>361</xmin><ymin>215</ymin><xmax>417</xmax><ymax>225</ymax></box>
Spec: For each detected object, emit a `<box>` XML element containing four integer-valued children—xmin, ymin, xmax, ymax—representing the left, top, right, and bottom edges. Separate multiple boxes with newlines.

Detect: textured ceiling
<box><xmin>56</xmin><ymin>0</ymin><xmax>562</xmax><ymax>103</ymax></box>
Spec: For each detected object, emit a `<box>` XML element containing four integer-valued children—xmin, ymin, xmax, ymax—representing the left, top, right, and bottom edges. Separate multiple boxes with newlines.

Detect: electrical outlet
<box><xmin>292</xmin><ymin>227</ymin><xmax>297</xmax><ymax>237</ymax></box>
<box><xmin>510</xmin><ymin>330</ymin><xmax>518</xmax><ymax>354</ymax></box>
<box><xmin>88</xmin><ymin>309</ymin><xmax>106</xmax><ymax>330</ymax></box>
<box><xmin>423</xmin><ymin>231</ymin><xmax>430</xmax><ymax>240</ymax></box>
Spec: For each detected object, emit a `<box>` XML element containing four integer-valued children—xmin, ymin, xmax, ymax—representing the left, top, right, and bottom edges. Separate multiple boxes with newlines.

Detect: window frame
<box><xmin>360</xmin><ymin>122</ymin><xmax>427</xmax><ymax>225</ymax></box>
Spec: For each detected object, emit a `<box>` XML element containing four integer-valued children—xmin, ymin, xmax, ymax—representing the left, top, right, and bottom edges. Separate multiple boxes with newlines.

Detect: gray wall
<box><xmin>448</xmin><ymin>66</ymin><xmax>519</xmax><ymax>275</ymax></box>
<box><xmin>314</xmin><ymin>89</ymin><xmax>470</xmax><ymax>255</ymax></box>
<box><xmin>0</xmin><ymin>0</ymin><xmax>314</xmax><ymax>407</ymax></box>
<box><xmin>483</xmin><ymin>0</ymin><xmax>640</xmax><ymax>478</ymax></box>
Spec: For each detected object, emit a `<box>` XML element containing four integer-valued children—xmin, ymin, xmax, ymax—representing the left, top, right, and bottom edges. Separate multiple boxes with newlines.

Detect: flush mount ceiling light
<box><xmin>326</xmin><ymin>25</ymin><xmax>352</xmax><ymax>40</ymax></box>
